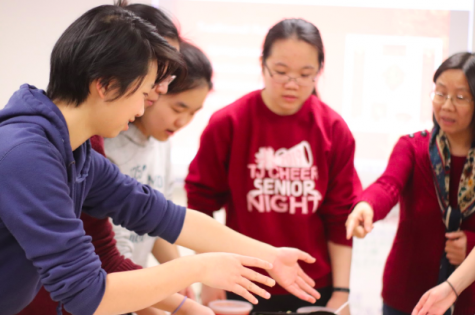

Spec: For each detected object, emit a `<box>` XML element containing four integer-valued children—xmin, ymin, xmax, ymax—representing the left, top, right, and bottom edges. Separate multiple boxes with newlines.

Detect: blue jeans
<box><xmin>383</xmin><ymin>304</ymin><xmax>410</xmax><ymax>315</ymax></box>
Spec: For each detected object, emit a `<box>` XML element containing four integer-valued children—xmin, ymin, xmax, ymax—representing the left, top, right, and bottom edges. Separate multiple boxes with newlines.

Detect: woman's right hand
<box><xmin>345</xmin><ymin>201</ymin><xmax>374</xmax><ymax>239</ymax></box>
<box><xmin>200</xmin><ymin>284</ymin><xmax>226</xmax><ymax>306</ymax></box>
<box><xmin>197</xmin><ymin>253</ymin><xmax>275</xmax><ymax>304</ymax></box>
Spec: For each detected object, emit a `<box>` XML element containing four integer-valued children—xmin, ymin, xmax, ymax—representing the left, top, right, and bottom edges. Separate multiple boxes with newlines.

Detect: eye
<box><xmin>275</xmin><ymin>71</ymin><xmax>286</xmax><ymax>75</ymax></box>
<box><xmin>171</xmin><ymin>106</ymin><xmax>181</xmax><ymax>113</ymax></box>
<box><xmin>435</xmin><ymin>91</ymin><xmax>445</xmax><ymax>97</ymax></box>
<box><xmin>301</xmin><ymin>74</ymin><xmax>311</xmax><ymax>78</ymax></box>
<box><xmin>456</xmin><ymin>94</ymin><xmax>470</xmax><ymax>100</ymax></box>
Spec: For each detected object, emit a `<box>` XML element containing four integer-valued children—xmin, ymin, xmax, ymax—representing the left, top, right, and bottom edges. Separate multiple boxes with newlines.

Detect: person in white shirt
<box><xmin>105</xmin><ymin>39</ymin><xmax>212</xmax><ymax>273</ymax></box>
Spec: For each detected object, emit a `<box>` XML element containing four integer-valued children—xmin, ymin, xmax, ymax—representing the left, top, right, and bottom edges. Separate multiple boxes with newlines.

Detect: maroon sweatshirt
<box><xmin>18</xmin><ymin>136</ymin><xmax>141</xmax><ymax>315</ymax></box>
<box><xmin>355</xmin><ymin>131</ymin><xmax>475</xmax><ymax>314</ymax></box>
<box><xmin>185</xmin><ymin>90</ymin><xmax>361</xmax><ymax>294</ymax></box>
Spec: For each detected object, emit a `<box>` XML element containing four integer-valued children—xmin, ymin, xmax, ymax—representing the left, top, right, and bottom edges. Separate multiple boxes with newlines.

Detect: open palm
<box><xmin>267</xmin><ymin>247</ymin><xmax>321</xmax><ymax>303</ymax></box>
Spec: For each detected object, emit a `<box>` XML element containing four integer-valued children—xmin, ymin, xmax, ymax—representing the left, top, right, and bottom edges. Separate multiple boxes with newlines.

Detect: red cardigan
<box><xmin>355</xmin><ymin>131</ymin><xmax>475</xmax><ymax>314</ymax></box>
<box><xmin>17</xmin><ymin>136</ymin><xmax>141</xmax><ymax>315</ymax></box>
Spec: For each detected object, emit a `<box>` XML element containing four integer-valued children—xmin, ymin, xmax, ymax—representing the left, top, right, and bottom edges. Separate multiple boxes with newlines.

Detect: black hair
<box><xmin>432</xmin><ymin>52</ymin><xmax>475</xmax><ymax>134</ymax></box>
<box><xmin>168</xmin><ymin>41</ymin><xmax>213</xmax><ymax>94</ymax></box>
<box><xmin>46</xmin><ymin>5</ymin><xmax>185</xmax><ymax>106</ymax></box>
<box><xmin>115</xmin><ymin>0</ymin><xmax>179</xmax><ymax>41</ymax></box>
<box><xmin>433</xmin><ymin>52</ymin><xmax>475</xmax><ymax>97</ymax></box>
<box><xmin>262</xmin><ymin>18</ymin><xmax>324</xmax><ymax>96</ymax></box>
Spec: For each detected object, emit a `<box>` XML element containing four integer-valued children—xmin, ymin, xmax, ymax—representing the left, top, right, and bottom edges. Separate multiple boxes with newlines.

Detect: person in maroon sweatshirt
<box><xmin>185</xmin><ymin>18</ymin><xmax>361</xmax><ymax>313</ymax></box>
<box><xmin>346</xmin><ymin>52</ymin><xmax>475</xmax><ymax>315</ymax></box>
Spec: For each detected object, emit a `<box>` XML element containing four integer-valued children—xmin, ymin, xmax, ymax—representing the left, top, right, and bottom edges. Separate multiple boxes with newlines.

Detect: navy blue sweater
<box><xmin>0</xmin><ymin>85</ymin><xmax>186</xmax><ymax>315</ymax></box>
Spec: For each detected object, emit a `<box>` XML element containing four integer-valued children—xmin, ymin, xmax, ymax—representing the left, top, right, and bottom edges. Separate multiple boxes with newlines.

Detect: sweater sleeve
<box><xmin>318</xmin><ymin>120</ymin><xmax>362</xmax><ymax>246</ymax></box>
<box><xmin>83</xmin><ymin>151</ymin><xmax>186</xmax><ymax>244</ymax></box>
<box><xmin>185</xmin><ymin>112</ymin><xmax>233</xmax><ymax>216</ymax></box>
<box><xmin>354</xmin><ymin>136</ymin><xmax>415</xmax><ymax>222</ymax></box>
<box><xmin>87</xmin><ymin>135</ymin><xmax>141</xmax><ymax>273</ymax></box>
<box><xmin>0</xmin><ymin>141</ymin><xmax>106</xmax><ymax>315</ymax></box>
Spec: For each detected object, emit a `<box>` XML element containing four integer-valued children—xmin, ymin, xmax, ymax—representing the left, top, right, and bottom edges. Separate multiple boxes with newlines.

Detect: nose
<box><xmin>156</xmin><ymin>82</ymin><xmax>169</xmax><ymax>95</ymax></box>
<box><xmin>441</xmin><ymin>96</ymin><xmax>455</xmax><ymax>110</ymax></box>
<box><xmin>136</xmin><ymin>105</ymin><xmax>145</xmax><ymax>117</ymax></box>
<box><xmin>175</xmin><ymin>115</ymin><xmax>191</xmax><ymax>129</ymax></box>
<box><xmin>146</xmin><ymin>86</ymin><xmax>160</xmax><ymax>105</ymax></box>
<box><xmin>284</xmin><ymin>78</ymin><xmax>299</xmax><ymax>89</ymax></box>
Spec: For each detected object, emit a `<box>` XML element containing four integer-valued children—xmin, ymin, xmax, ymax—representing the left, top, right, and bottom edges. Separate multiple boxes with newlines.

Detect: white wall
<box><xmin>0</xmin><ymin>0</ymin><xmax>151</xmax><ymax>108</ymax></box>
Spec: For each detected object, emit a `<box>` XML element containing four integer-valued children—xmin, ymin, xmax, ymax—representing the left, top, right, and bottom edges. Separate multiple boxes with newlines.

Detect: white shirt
<box><xmin>104</xmin><ymin>123</ymin><xmax>173</xmax><ymax>267</ymax></box>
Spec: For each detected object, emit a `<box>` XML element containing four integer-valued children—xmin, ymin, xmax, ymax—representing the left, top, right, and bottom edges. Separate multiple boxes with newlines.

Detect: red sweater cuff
<box><xmin>328</xmin><ymin>224</ymin><xmax>353</xmax><ymax>247</ymax></box>
<box><xmin>112</xmin><ymin>258</ymin><xmax>142</xmax><ymax>272</ymax></box>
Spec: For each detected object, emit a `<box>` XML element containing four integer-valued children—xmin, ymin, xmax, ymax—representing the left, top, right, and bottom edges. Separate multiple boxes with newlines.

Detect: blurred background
<box><xmin>1</xmin><ymin>1</ymin><xmax>475</xmax><ymax>313</ymax></box>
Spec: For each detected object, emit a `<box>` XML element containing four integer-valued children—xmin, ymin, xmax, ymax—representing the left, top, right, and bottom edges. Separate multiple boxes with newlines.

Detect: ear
<box><xmin>89</xmin><ymin>79</ymin><xmax>109</xmax><ymax>101</ymax></box>
<box><xmin>259</xmin><ymin>56</ymin><xmax>265</xmax><ymax>74</ymax></box>
<box><xmin>95</xmin><ymin>80</ymin><xmax>108</xmax><ymax>100</ymax></box>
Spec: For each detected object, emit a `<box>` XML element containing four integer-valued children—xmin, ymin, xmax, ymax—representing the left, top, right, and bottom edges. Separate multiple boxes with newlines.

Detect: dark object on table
<box><xmin>252</xmin><ymin>312</ymin><xmax>335</xmax><ymax>315</ymax></box>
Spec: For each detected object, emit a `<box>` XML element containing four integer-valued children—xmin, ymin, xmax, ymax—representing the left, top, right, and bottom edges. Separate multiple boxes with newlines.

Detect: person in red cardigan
<box><xmin>346</xmin><ymin>52</ymin><xmax>475</xmax><ymax>315</ymax></box>
<box><xmin>185</xmin><ymin>18</ymin><xmax>361</xmax><ymax>314</ymax></box>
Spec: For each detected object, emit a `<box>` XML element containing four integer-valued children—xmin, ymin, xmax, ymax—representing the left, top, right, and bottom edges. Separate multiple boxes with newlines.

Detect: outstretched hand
<box><xmin>412</xmin><ymin>282</ymin><xmax>457</xmax><ymax>315</ymax></box>
<box><xmin>267</xmin><ymin>247</ymin><xmax>321</xmax><ymax>303</ymax></box>
<box><xmin>199</xmin><ymin>253</ymin><xmax>275</xmax><ymax>304</ymax></box>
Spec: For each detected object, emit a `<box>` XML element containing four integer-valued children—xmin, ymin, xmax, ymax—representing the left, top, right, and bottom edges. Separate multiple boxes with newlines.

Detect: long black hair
<box><xmin>168</xmin><ymin>41</ymin><xmax>213</xmax><ymax>94</ymax></box>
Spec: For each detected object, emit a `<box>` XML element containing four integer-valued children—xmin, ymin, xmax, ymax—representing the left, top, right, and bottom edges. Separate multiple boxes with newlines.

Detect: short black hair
<box><xmin>115</xmin><ymin>0</ymin><xmax>179</xmax><ymax>41</ymax></box>
<box><xmin>46</xmin><ymin>5</ymin><xmax>185</xmax><ymax>106</ymax></box>
<box><xmin>168</xmin><ymin>41</ymin><xmax>213</xmax><ymax>94</ymax></box>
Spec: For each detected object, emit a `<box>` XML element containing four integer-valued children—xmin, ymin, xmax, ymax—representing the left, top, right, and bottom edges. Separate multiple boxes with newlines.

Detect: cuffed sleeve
<box><xmin>354</xmin><ymin>136</ymin><xmax>415</xmax><ymax>222</ymax></box>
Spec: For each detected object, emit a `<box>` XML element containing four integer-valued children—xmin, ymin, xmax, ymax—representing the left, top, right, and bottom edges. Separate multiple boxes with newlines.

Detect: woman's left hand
<box><xmin>326</xmin><ymin>292</ymin><xmax>350</xmax><ymax>315</ymax></box>
<box><xmin>445</xmin><ymin>231</ymin><xmax>467</xmax><ymax>266</ymax></box>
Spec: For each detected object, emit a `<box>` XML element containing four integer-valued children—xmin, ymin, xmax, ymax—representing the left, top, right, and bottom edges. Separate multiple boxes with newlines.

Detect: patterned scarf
<box><xmin>429</xmin><ymin>126</ymin><xmax>475</xmax><ymax>315</ymax></box>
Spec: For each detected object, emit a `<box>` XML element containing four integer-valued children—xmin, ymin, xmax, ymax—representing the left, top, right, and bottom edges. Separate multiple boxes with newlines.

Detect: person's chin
<box><xmin>152</xmin><ymin>132</ymin><xmax>169</xmax><ymax>142</ymax></box>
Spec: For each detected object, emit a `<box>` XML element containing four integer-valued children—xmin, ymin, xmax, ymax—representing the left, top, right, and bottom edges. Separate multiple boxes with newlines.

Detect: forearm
<box><xmin>176</xmin><ymin>210</ymin><xmax>278</xmax><ymax>263</ymax></box>
<box><xmin>448</xmin><ymin>247</ymin><xmax>475</xmax><ymax>294</ymax></box>
<box><xmin>327</xmin><ymin>241</ymin><xmax>352</xmax><ymax>289</ymax></box>
<box><xmin>150</xmin><ymin>293</ymin><xmax>186</xmax><ymax>313</ymax></box>
<box><xmin>152</xmin><ymin>238</ymin><xmax>181</xmax><ymax>263</ymax></box>
<box><xmin>93</xmin><ymin>256</ymin><xmax>201</xmax><ymax>315</ymax></box>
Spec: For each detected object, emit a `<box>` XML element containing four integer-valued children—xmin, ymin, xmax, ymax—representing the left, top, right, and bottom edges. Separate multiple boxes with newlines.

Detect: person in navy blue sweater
<box><xmin>0</xmin><ymin>5</ymin><xmax>321</xmax><ymax>315</ymax></box>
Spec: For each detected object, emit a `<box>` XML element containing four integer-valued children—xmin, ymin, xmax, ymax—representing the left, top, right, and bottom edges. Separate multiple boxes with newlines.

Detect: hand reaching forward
<box><xmin>198</xmin><ymin>252</ymin><xmax>275</xmax><ymax>304</ymax></box>
<box><xmin>346</xmin><ymin>201</ymin><xmax>374</xmax><ymax>239</ymax></box>
<box><xmin>267</xmin><ymin>247</ymin><xmax>321</xmax><ymax>303</ymax></box>
<box><xmin>412</xmin><ymin>282</ymin><xmax>457</xmax><ymax>315</ymax></box>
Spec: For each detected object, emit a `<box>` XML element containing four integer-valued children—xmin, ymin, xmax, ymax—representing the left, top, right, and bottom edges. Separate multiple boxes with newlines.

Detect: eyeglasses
<box><xmin>431</xmin><ymin>91</ymin><xmax>473</xmax><ymax>107</ymax></box>
<box><xmin>155</xmin><ymin>75</ymin><xmax>176</xmax><ymax>88</ymax></box>
<box><xmin>264</xmin><ymin>63</ymin><xmax>316</xmax><ymax>87</ymax></box>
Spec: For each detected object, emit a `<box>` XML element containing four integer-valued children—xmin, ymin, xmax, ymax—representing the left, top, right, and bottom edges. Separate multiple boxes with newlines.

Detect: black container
<box><xmin>252</xmin><ymin>312</ymin><xmax>335</xmax><ymax>315</ymax></box>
